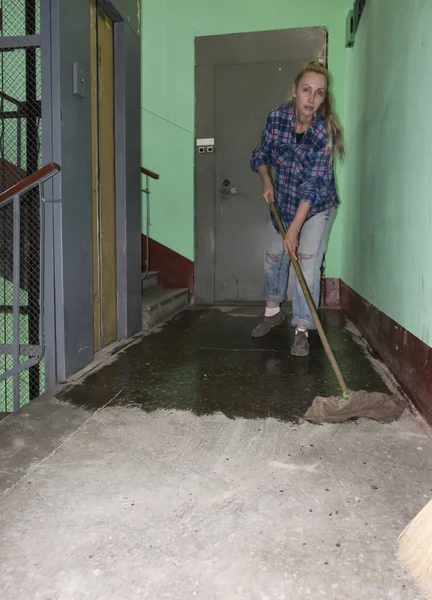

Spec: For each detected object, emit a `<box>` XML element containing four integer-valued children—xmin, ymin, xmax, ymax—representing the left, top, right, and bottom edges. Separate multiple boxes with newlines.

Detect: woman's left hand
<box><xmin>284</xmin><ymin>225</ymin><xmax>299</xmax><ymax>260</ymax></box>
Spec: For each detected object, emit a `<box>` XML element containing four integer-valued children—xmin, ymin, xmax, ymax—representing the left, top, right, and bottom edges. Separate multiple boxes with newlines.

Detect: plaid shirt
<box><xmin>250</xmin><ymin>103</ymin><xmax>339</xmax><ymax>230</ymax></box>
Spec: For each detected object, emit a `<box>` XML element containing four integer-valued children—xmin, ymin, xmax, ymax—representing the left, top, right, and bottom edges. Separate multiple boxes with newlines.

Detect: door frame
<box><xmin>194</xmin><ymin>27</ymin><xmax>328</xmax><ymax>306</ymax></box>
<box><xmin>40</xmin><ymin>0</ymin><xmax>141</xmax><ymax>386</ymax></box>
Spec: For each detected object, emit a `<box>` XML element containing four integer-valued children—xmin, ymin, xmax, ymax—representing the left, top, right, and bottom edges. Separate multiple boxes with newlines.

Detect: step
<box><xmin>142</xmin><ymin>286</ymin><xmax>189</xmax><ymax>330</ymax></box>
<box><xmin>142</xmin><ymin>271</ymin><xmax>159</xmax><ymax>292</ymax></box>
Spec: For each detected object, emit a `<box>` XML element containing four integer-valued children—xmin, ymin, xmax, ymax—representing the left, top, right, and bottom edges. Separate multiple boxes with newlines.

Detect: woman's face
<box><xmin>293</xmin><ymin>72</ymin><xmax>327</xmax><ymax>119</ymax></box>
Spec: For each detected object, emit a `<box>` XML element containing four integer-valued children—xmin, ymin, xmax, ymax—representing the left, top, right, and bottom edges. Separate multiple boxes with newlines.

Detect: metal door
<box><xmin>214</xmin><ymin>61</ymin><xmax>300</xmax><ymax>302</ymax></box>
<box><xmin>194</xmin><ymin>28</ymin><xmax>327</xmax><ymax>304</ymax></box>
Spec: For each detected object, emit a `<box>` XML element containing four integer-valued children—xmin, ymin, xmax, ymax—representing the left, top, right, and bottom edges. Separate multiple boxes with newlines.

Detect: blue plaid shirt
<box><xmin>250</xmin><ymin>103</ymin><xmax>339</xmax><ymax>230</ymax></box>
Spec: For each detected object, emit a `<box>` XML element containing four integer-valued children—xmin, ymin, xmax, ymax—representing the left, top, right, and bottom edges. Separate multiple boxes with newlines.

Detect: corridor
<box><xmin>0</xmin><ymin>308</ymin><xmax>430</xmax><ymax>599</ymax></box>
<box><xmin>0</xmin><ymin>0</ymin><xmax>431</xmax><ymax>597</ymax></box>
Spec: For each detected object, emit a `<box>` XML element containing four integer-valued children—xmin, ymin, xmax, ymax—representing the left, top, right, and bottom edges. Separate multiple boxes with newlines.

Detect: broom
<box><xmin>397</xmin><ymin>500</ymin><xmax>432</xmax><ymax>597</ymax></box>
<box><xmin>268</xmin><ymin>199</ymin><xmax>349</xmax><ymax>403</ymax></box>
<box><xmin>268</xmin><ymin>198</ymin><xmax>405</xmax><ymax>423</ymax></box>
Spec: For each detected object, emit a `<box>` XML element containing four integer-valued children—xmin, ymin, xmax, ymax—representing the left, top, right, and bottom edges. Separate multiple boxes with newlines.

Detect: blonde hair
<box><xmin>293</xmin><ymin>61</ymin><xmax>345</xmax><ymax>163</ymax></box>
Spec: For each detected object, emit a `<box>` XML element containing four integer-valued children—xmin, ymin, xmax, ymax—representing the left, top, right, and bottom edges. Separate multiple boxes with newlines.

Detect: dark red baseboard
<box><xmin>142</xmin><ymin>235</ymin><xmax>194</xmax><ymax>295</ymax></box>
<box><xmin>321</xmin><ymin>278</ymin><xmax>341</xmax><ymax>308</ymax></box>
<box><xmin>141</xmin><ymin>243</ymin><xmax>339</xmax><ymax>307</ymax></box>
<box><xmin>341</xmin><ymin>281</ymin><xmax>432</xmax><ymax>426</ymax></box>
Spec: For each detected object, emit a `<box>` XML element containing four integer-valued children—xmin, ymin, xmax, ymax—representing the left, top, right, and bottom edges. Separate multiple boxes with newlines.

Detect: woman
<box><xmin>250</xmin><ymin>61</ymin><xmax>344</xmax><ymax>357</ymax></box>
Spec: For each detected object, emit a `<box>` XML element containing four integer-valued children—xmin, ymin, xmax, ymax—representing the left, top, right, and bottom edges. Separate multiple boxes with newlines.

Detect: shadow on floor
<box><xmin>58</xmin><ymin>308</ymin><xmax>390</xmax><ymax>422</ymax></box>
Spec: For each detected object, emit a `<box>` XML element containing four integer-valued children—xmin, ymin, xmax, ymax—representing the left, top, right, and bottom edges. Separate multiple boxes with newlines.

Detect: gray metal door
<box><xmin>214</xmin><ymin>61</ymin><xmax>300</xmax><ymax>302</ymax></box>
<box><xmin>194</xmin><ymin>28</ymin><xmax>327</xmax><ymax>304</ymax></box>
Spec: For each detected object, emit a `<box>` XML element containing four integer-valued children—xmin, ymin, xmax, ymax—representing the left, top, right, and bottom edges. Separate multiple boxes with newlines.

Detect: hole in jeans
<box><xmin>268</xmin><ymin>253</ymin><xmax>280</xmax><ymax>262</ymax></box>
<box><xmin>298</xmin><ymin>254</ymin><xmax>313</xmax><ymax>259</ymax></box>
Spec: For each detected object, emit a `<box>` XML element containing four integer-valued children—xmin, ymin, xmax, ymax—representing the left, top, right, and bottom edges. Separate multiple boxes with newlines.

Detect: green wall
<box><xmin>141</xmin><ymin>0</ymin><xmax>347</xmax><ymax>278</ymax></box>
<box><xmin>342</xmin><ymin>0</ymin><xmax>432</xmax><ymax>346</ymax></box>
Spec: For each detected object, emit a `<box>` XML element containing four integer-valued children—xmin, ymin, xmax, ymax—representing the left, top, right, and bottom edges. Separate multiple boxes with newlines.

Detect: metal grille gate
<box><xmin>0</xmin><ymin>0</ymin><xmax>45</xmax><ymax>412</ymax></box>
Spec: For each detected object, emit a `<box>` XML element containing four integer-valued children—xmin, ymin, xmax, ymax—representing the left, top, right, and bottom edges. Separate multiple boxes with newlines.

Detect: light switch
<box><xmin>72</xmin><ymin>61</ymin><xmax>85</xmax><ymax>98</ymax></box>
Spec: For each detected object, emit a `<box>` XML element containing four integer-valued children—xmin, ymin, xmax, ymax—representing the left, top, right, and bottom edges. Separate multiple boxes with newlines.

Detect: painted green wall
<box><xmin>342</xmin><ymin>0</ymin><xmax>432</xmax><ymax>346</ymax></box>
<box><xmin>141</xmin><ymin>0</ymin><xmax>347</xmax><ymax>278</ymax></box>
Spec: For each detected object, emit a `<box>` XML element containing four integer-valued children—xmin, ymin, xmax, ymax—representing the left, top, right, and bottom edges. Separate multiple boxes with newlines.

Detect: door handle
<box><xmin>219</xmin><ymin>180</ymin><xmax>239</xmax><ymax>196</ymax></box>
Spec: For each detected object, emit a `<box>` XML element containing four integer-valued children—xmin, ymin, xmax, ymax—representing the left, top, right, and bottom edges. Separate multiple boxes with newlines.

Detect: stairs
<box><xmin>142</xmin><ymin>272</ymin><xmax>189</xmax><ymax>331</ymax></box>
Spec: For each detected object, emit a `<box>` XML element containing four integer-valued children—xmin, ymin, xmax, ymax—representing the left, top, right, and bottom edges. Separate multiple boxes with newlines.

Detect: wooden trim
<box><xmin>0</xmin><ymin>162</ymin><xmax>61</xmax><ymax>204</ymax></box>
<box><xmin>97</xmin><ymin>5</ymin><xmax>117</xmax><ymax>346</ymax></box>
<box><xmin>90</xmin><ymin>0</ymin><xmax>101</xmax><ymax>352</ymax></box>
<box><xmin>141</xmin><ymin>166</ymin><xmax>160</xmax><ymax>180</ymax></box>
<box><xmin>341</xmin><ymin>281</ymin><xmax>432</xmax><ymax>426</ymax></box>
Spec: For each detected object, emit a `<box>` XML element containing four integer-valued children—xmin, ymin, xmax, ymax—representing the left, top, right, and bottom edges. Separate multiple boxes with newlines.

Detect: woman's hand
<box><xmin>261</xmin><ymin>180</ymin><xmax>274</xmax><ymax>204</ymax></box>
<box><xmin>284</xmin><ymin>225</ymin><xmax>299</xmax><ymax>260</ymax></box>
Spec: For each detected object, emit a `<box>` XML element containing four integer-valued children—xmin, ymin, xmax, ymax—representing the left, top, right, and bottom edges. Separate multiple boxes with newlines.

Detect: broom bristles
<box><xmin>397</xmin><ymin>498</ymin><xmax>432</xmax><ymax>597</ymax></box>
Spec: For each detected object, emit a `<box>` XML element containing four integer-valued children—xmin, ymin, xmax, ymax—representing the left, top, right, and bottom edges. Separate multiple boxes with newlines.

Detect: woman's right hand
<box><xmin>262</xmin><ymin>181</ymin><xmax>274</xmax><ymax>204</ymax></box>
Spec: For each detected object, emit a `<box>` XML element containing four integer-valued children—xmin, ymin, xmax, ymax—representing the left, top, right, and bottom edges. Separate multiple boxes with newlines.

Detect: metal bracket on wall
<box><xmin>72</xmin><ymin>61</ymin><xmax>86</xmax><ymax>98</ymax></box>
<box><xmin>346</xmin><ymin>0</ymin><xmax>367</xmax><ymax>48</ymax></box>
<box><xmin>346</xmin><ymin>10</ymin><xmax>355</xmax><ymax>48</ymax></box>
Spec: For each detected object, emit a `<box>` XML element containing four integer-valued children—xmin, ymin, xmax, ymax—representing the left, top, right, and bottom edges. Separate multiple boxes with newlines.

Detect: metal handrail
<box><xmin>141</xmin><ymin>166</ymin><xmax>160</xmax><ymax>281</ymax></box>
<box><xmin>0</xmin><ymin>162</ymin><xmax>60</xmax><ymax>205</ymax></box>
<box><xmin>0</xmin><ymin>162</ymin><xmax>61</xmax><ymax>411</ymax></box>
<box><xmin>141</xmin><ymin>166</ymin><xmax>159</xmax><ymax>180</ymax></box>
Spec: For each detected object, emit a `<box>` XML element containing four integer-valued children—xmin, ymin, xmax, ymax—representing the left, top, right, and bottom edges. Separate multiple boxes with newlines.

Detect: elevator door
<box><xmin>90</xmin><ymin>1</ymin><xmax>117</xmax><ymax>350</ymax></box>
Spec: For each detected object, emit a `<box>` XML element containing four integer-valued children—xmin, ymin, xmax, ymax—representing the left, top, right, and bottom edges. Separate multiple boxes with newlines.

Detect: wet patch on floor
<box><xmin>58</xmin><ymin>309</ymin><xmax>391</xmax><ymax>422</ymax></box>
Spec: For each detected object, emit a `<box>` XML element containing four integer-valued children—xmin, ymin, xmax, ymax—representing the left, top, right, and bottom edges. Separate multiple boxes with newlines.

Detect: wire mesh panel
<box><xmin>0</xmin><ymin>0</ymin><xmax>42</xmax><ymax>191</ymax></box>
<box><xmin>0</xmin><ymin>169</ymin><xmax>61</xmax><ymax>412</ymax></box>
<box><xmin>0</xmin><ymin>200</ymin><xmax>14</xmax><ymax>410</ymax></box>
<box><xmin>0</xmin><ymin>0</ymin><xmax>40</xmax><ymax>37</ymax></box>
<box><xmin>0</xmin><ymin>0</ymin><xmax>43</xmax><ymax>411</ymax></box>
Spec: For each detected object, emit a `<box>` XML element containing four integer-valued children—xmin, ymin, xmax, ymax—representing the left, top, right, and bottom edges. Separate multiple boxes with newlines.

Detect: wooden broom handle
<box><xmin>269</xmin><ymin>200</ymin><xmax>349</xmax><ymax>398</ymax></box>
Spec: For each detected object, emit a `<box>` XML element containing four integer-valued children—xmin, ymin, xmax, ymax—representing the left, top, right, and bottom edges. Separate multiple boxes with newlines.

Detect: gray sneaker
<box><xmin>251</xmin><ymin>310</ymin><xmax>285</xmax><ymax>337</ymax></box>
<box><xmin>291</xmin><ymin>329</ymin><xmax>309</xmax><ymax>357</ymax></box>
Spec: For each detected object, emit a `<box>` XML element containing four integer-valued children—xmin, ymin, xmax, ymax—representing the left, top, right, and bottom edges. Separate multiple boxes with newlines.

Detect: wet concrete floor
<box><xmin>1</xmin><ymin>307</ymin><xmax>430</xmax><ymax>599</ymax></box>
<box><xmin>59</xmin><ymin>307</ymin><xmax>389</xmax><ymax>422</ymax></box>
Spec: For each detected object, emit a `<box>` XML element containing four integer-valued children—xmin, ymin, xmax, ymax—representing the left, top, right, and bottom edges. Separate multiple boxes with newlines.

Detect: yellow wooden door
<box><xmin>90</xmin><ymin>0</ymin><xmax>117</xmax><ymax>351</ymax></box>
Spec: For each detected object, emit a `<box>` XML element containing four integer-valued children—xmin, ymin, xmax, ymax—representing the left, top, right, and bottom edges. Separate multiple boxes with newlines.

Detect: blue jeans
<box><xmin>264</xmin><ymin>208</ymin><xmax>335</xmax><ymax>330</ymax></box>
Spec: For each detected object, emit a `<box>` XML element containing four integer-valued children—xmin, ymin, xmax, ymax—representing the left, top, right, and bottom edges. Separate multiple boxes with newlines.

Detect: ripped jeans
<box><xmin>264</xmin><ymin>207</ymin><xmax>335</xmax><ymax>330</ymax></box>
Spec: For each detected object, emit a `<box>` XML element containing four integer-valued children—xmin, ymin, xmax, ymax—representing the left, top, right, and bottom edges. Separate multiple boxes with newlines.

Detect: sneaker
<box><xmin>291</xmin><ymin>329</ymin><xmax>309</xmax><ymax>357</ymax></box>
<box><xmin>251</xmin><ymin>310</ymin><xmax>285</xmax><ymax>337</ymax></box>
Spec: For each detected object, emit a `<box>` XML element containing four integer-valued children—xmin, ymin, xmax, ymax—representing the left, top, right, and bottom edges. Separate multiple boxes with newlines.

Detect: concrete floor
<box><xmin>0</xmin><ymin>308</ymin><xmax>431</xmax><ymax>599</ymax></box>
